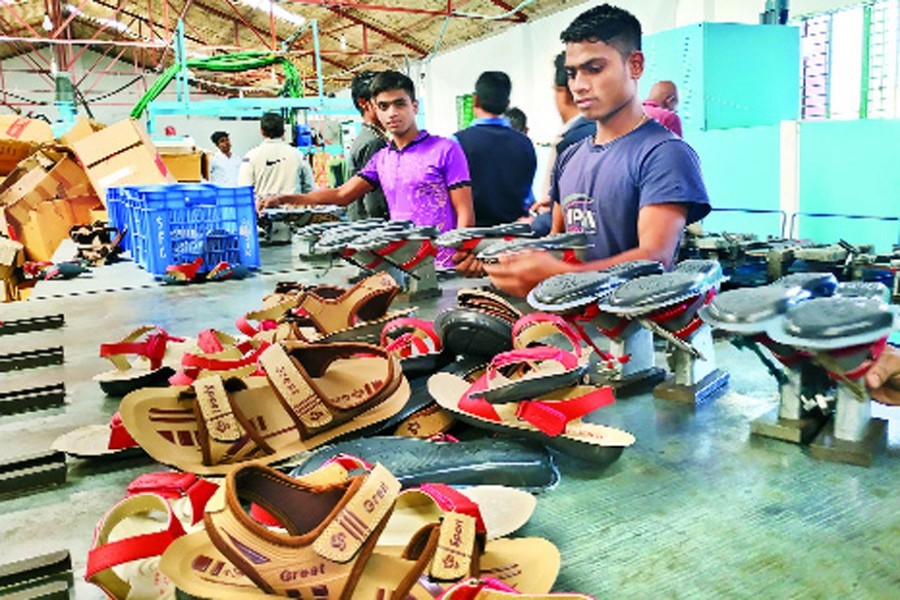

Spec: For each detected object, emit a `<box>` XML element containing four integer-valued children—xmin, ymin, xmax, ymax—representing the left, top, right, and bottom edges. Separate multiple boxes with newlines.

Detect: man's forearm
<box><xmin>279</xmin><ymin>188</ymin><xmax>345</xmax><ymax>207</ymax></box>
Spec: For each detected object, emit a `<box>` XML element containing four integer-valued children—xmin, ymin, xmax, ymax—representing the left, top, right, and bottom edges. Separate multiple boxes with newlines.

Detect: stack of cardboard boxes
<box><xmin>0</xmin><ymin>116</ymin><xmax>172</xmax><ymax>265</ymax></box>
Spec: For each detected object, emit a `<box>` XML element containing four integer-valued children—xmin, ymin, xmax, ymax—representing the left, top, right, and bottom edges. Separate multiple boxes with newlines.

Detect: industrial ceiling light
<box><xmin>238</xmin><ymin>0</ymin><xmax>305</xmax><ymax>27</ymax></box>
<box><xmin>42</xmin><ymin>13</ymin><xmax>53</xmax><ymax>32</ymax></box>
<box><xmin>340</xmin><ymin>34</ymin><xmax>347</xmax><ymax>51</ymax></box>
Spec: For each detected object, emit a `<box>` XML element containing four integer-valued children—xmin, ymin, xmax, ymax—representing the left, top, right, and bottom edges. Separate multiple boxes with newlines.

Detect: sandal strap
<box><xmin>298</xmin><ymin>272</ymin><xmax>399</xmax><ymax>335</ymax></box>
<box><xmin>512</xmin><ymin>313</ymin><xmax>582</xmax><ymax>358</ymax></box>
<box><xmin>100</xmin><ymin>326</ymin><xmax>182</xmax><ymax>371</ymax></box>
<box><xmin>461</xmin><ymin>379</ymin><xmax>615</xmax><ymax>437</ymax></box>
<box><xmin>410</xmin><ymin>482</ymin><xmax>487</xmax><ymax>578</ymax></box>
<box><xmin>191</xmin><ymin>375</ymin><xmax>275</xmax><ymax>466</ymax></box>
<box><xmin>85</xmin><ymin>494</ymin><xmax>185</xmax><ymax>599</ymax></box>
<box><xmin>258</xmin><ymin>344</ymin><xmax>338</xmax><ymax>430</ymax></box>
<box><xmin>236</xmin><ymin>296</ymin><xmax>302</xmax><ymax>337</ymax></box>
<box><xmin>107</xmin><ymin>411</ymin><xmax>138</xmax><ymax>451</ymax></box>
<box><xmin>514</xmin><ymin>387</ymin><xmax>615</xmax><ymax>437</ymax></box>
<box><xmin>126</xmin><ymin>472</ymin><xmax>219</xmax><ymax>525</ymax></box>
<box><xmin>382</xmin><ymin>318</ymin><xmax>442</xmax><ymax>358</ymax></box>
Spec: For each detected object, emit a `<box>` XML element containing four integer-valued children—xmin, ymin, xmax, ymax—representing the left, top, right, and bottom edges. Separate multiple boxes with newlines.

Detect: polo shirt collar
<box><xmin>470</xmin><ymin>116</ymin><xmax>510</xmax><ymax>127</ymax></box>
<box><xmin>388</xmin><ymin>129</ymin><xmax>429</xmax><ymax>151</ymax></box>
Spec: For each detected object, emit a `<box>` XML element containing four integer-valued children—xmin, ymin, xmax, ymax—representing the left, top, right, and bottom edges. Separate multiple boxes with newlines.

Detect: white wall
<box><xmin>418</xmin><ymin>0</ymin><xmax>767</xmax><ymax>143</ymax></box>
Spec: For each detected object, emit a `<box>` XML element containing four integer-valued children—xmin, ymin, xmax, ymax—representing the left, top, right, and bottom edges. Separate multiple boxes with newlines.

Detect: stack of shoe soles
<box><xmin>598</xmin><ymin>259</ymin><xmax>725</xmax><ymax>358</ymax></box>
<box><xmin>700</xmin><ymin>274</ymin><xmax>897</xmax><ymax>409</ymax></box>
<box><xmin>347</xmin><ymin>222</ymin><xmax>440</xmax><ymax>274</ymax></box>
<box><xmin>434</xmin><ymin>222</ymin><xmax>535</xmax><ymax>254</ymax></box>
<box><xmin>477</xmin><ymin>231</ymin><xmax>592</xmax><ymax>265</ymax></box>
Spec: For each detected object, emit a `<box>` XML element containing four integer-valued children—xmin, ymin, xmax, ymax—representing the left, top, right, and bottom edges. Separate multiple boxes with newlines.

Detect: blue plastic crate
<box><xmin>105</xmin><ymin>188</ymin><xmax>131</xmax><ymax>252</ymax></box>
<box><xmin>118</xmin><ymin>183</ymin><xmax>259</xmax><ymax>277</ymax></box>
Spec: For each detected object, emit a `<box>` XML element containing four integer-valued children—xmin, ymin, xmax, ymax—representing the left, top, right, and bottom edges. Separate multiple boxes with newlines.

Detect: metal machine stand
<box><xmin>810</xmin><ymin>385</ymin><xmax>886</xmax><ymax>467</ymax></box>
<box><xmin>653</xmin><ymin>323</ymin><xmax>730</xmax><ymax>405</ymax></box>
<box><xmin>750</xmin><ymin>362</ymin><xmax>832</xmax><ymax>444</ymax></box>
<box><xmin>588</xmin><ymin>323</ymin><xmax>666</xmax><ymax>396</ymax></box>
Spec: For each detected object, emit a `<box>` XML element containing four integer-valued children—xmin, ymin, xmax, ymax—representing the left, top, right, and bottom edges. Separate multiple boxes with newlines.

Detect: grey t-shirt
<box><xmin>347</xmin><ymin>122</ymin><xmax>388</xmax><ymax>220</ymax></box>
<box><xmin>550</xmin><ymin>119</ymin><xmax>710</xmax><ymax>262</ymax></box>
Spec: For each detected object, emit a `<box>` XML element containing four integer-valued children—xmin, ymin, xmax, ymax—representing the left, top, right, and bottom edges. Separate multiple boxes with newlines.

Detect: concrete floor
<box><xmin>0</xmin><ymin>245</ymin><xmax>897</xmax><ymax>599</ymax></box>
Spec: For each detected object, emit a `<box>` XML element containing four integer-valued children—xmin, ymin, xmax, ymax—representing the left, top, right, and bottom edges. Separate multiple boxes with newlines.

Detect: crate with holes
<box><xmin>107</xmin><ymin>183</ymin><xmax>260</xmax><ymax>279</ymax></box>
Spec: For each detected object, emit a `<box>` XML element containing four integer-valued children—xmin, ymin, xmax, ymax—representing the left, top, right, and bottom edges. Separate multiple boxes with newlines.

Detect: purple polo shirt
<box><xmin>357</xmin><ymin>130</ymin><xmax>471</xmax><ymax>266</ymax></box>
<box><xmin>643</xmin><ymin>100</ymin><xmax>683</xmax><ymax>137</ymax></box>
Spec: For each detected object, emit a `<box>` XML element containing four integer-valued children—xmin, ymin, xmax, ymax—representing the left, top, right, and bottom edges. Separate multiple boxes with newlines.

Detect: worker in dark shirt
<box><xmin>346</xmin><ymin>70</ymin><xmax>389</xmax><ymax>220</ymax></box>
<box><xmin>455</xmin><ymin>71</ymin><xmax>537</xmax><ymax>227</ymax></box>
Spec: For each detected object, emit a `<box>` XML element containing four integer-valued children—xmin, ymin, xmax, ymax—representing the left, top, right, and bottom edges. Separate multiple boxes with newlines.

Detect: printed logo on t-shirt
<box><xmin>562</xmin><ymin>193</ymin><xmax>597</xmax><ymax>233</ymax></box>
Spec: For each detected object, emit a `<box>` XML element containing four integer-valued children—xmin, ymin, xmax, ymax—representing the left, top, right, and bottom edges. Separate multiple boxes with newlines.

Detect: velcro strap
<box><xmin>430</xmin><ymin>511</ymin><xmax>477</xmax><ymax>581</ymax></box>
<box><xmin>417</xmin><ymin>484</ymin><xmax>486</xmax><ymax>533</ymax></box>
<box><xmin>193</xmin><ymin>375</ymin><xmax>243</xmax><ymax>443</ymax></box>
<box><xmin>515</xmin><ymin>386</ymin><xmax>616</xmax><ymax>437</ymax></box>
<box><xmin>313</xmin><ymin>463</ymin><xmax>400</xmax><ymax>563</ymax></box>
<box><xmin>259</xmin><ymin>345</ymin><xmax>333</xmax><ymax>428</ymax></box>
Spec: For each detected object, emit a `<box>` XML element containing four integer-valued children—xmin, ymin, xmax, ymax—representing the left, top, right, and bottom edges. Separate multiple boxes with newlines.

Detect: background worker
<box><xmin>239</xmin><ymin>112</ymin><xmax>315</xmax><ymax>202</ymax></box>
<box><xmin>643</xmin><ymin>80</ymin><xmax>683</xmax><ymax>136</ymax></box>
<box><xmin>208</xmin><ymin>131</ymin><xmax>241</xmax><ymax>186</ymax></box>
<box><xmin>455</xmin><ymin>71</ymin><xmax>536</xmax><ymax>227</ymax></box>
<box><xmin>346</xmin><ymin>70</ymin><xmax>389</xmax><ymax>221</ymax></box>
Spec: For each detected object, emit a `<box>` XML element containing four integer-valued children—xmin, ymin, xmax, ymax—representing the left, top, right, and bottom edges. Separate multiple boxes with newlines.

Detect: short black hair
<box><xmin>560</xmin><ymin>3</ymin><xmax>642</xmax><ymax>59</ymax></box>
<box><xmin>210</xmin><ymin>131</ymin><xmax>229</xmax><ymax>145</ymax></box>
<box><xmin>553</xmin><ymin>51</ymin><xmax>568</xmax><ymax>88</ymax></box>
<box><xmin>504</xmin><ymin>107</ymin><xmax>527</xmax><ymax>132</ymax></box>
<box><xmin>370</xmin><ymin>70</ymin><xmax>416</xmax><ymax>103</ymax></box>
<box><xmin>474</xmin><ymin>71</ymin><xmax>511</xmax><ymax>115</ymax></box>
<box><xmin>260</xmin><ymin>112</ymin><xmax>284</xmax><ymax>138</ymax></box>
<box><xmin>351</xmin><ymin>70</ymin><xmax>379</xmax><ymax>115</ymax></box>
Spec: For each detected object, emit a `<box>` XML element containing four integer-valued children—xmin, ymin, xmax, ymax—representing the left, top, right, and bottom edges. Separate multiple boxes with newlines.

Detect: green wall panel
<box><xmin>689</xmin><ymin>125</ymin><xmax>783</xmax><ymax>239</ymax></box>
<box><xmin>798</xmin><ymin>119</ymin><xmax>900</xmax><ymax>251</ymax></box>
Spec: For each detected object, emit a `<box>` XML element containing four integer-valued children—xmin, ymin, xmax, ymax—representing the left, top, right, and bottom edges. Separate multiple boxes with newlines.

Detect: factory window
<box><xmin>796</xmin><ymin>0</ymin><xmax>899</xmax><ymax>120</ymax></box>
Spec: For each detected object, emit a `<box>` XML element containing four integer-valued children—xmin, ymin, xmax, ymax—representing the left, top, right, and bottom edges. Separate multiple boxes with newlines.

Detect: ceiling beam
<box><xmin>325</xmin><ymin>7</ymin><xmax>429</xmax><ymax>56</ymax></box>
<box><xmin>283</xmin><ymin>1</ymin><xmax>524</xmax><ymax>23</ymax></box>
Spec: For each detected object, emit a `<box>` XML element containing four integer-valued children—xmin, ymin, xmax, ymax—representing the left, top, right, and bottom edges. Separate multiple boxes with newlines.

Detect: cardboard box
<box><xmin>0</xmin><ymin>155</ymin><xmax>93</xmax><ymax>224</ymax></box>
<box><xmin>71</xmin><ymin>118</ymin><xmax>170</xmax><ymax>201</ymax></box>
<box><xmin>0</xmin><ymin>236</ymin><xmax>24</xmax><ymax>302</ymax></box>
<box><xmin>57</xmin><ymin>117</ymin><xmax>106</xmax><ymax>147</ymax></box>
<box><xmin>0</xmin><ymin>115</ymin><xmax>54</xmax><ymax>143</ymax></box>
<box><xmin>160</xmin><ymin>152</ymin><xmax>208</xmax><ymax>182</ymax></box>
<box><xmin>10</xmin><ymin>199</ymin><xmax>74</xmax><ymax>262</ymax></box>
<box><xmin>0</xmin><ymin>139</ymin><xmax>39</xmax><ymax>176</ymax></box>
<box><xmin>69</xmin><ymin>195</ymin><xmax>104</xmax><ymax>224</ymax></box>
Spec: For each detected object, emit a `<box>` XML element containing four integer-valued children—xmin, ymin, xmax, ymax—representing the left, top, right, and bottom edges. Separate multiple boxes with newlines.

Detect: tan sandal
<box><xmin>119</xmin><ymin>342</ymin><xmax>410</xmax><ymax>474</ymax></box>
<box><xmin>160</xmin><ymin>462</ymin><xmax>559</xmax><ymax>599</ymax></box>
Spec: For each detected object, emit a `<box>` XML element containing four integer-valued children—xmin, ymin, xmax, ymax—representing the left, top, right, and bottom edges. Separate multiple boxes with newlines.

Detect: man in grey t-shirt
<box><xmin>485</xmin><ymin>4</ymin><xmax>710</xmax><ymax>297</ymax></box>
<box><xmin>346</xmin><ymin>71</ymin><xmax>389</xmax><ymax>220</ymax></box>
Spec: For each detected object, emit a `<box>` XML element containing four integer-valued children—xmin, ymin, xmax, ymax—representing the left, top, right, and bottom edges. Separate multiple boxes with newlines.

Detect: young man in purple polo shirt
<box><xmin>484</xmin><ymin>4</ymin><xmax>710</xmax><ymax>297</ymax></box>
<box><xmin>258</xmin><ymin>70</ymin><xmax>474</xmax><ymax>266</ymax></box>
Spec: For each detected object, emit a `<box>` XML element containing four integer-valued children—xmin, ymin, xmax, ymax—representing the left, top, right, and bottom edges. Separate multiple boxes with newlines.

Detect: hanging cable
<box><xmin>129</xmin><ymin>51</ymin><xmax>303</xmax><ymax>118</ymax></box>
<box><xmin>452</xmin><ymin>0</ymin><xmax>536</xmax><ymax>21</ymax></box>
